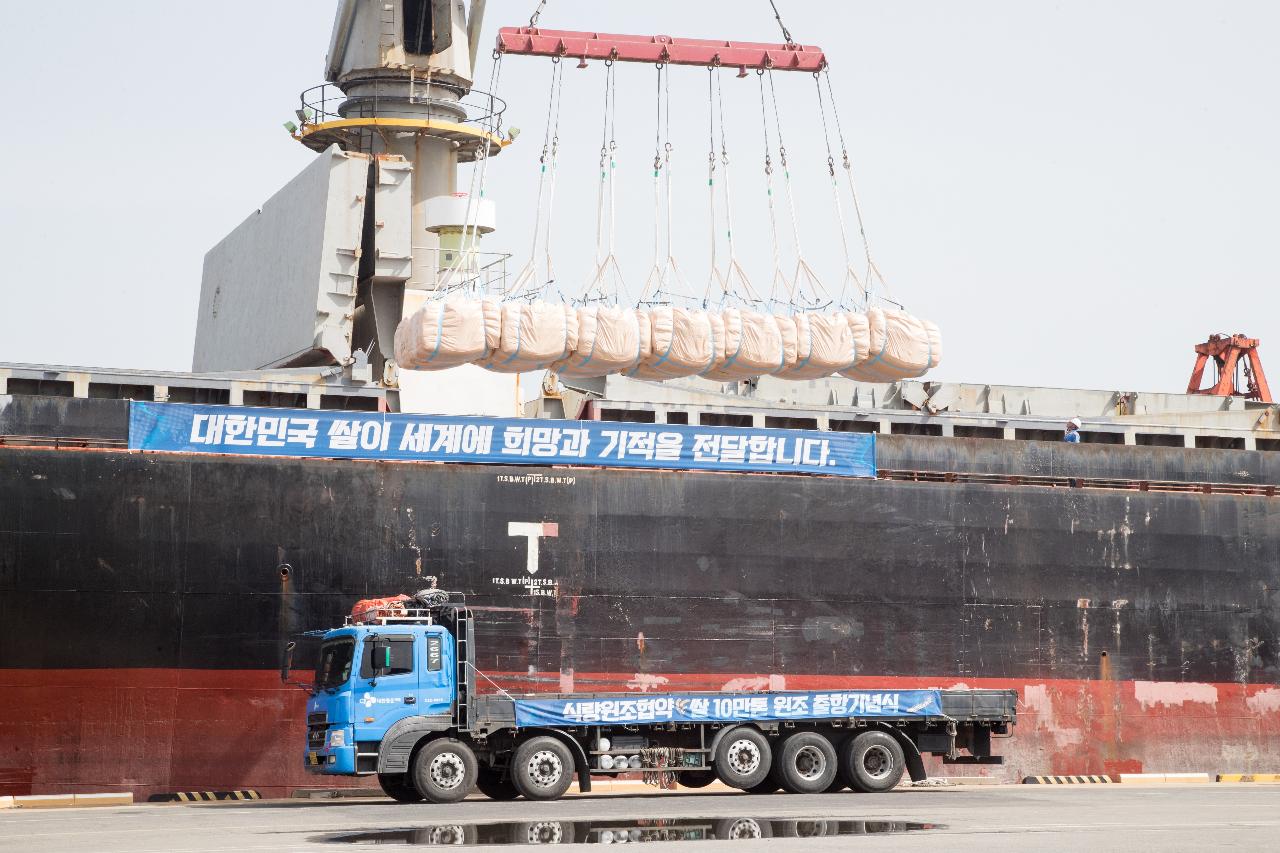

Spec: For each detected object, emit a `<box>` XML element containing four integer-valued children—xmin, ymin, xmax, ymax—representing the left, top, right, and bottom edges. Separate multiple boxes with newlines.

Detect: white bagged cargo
<box><xmin>846</xmin><ymin>310</ymin><xmax>872</xmax><ymax>371</ymax></box>
<box><xmin>556</xmin><ymin>305</ymin><xmax>651</xmax><ymax>378</ymax></box>
<box><xmin>480</xmin><ymin>301</ymin><xmax>580</xmax><ymax>374</ymax></box>
<box><xmin>703</xmin><ymin>308</ymin><xmax>787</xmax><ymax>381</ymax></box>
<box><xmin>628</xmin><ymin>306</ymin><xmax>721</xmax><ymax>380</ymax></box>
<box><xmin>840</xmin><ymin>307</ymin><xmax>941</xmax><ymax>381</ymax></box>
<box><xmin>779</xmin><ymin>312</ymin><xmax>867</xmax><ymax>380</ymax></box>
<box><xmin>394</xmin><ymin>297</ymin><xmax>501</xmax><ymax>371</ymax></box>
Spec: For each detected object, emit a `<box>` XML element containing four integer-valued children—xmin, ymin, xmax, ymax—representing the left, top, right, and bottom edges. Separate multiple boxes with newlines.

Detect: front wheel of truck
<box><xmin>377</xmin><ymin>772</ymin><xmax>424</xmax><ymax>803</ymax></box>
<box><xmin>511</xmin><ymin>736</ymin><xmax>575</xmax><ymax>801</ymax></box>
<box><xmin>410</xmin><ymin>737</ymin><xmax>478</xmax><ymax>804</ymax></box>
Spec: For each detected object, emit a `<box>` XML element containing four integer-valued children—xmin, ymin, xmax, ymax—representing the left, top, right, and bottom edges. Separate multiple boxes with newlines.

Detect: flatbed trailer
<box><xmin>299</xmin><ymin>594</ymin><xmax>1017</xmax><ymax>802</ymax></box>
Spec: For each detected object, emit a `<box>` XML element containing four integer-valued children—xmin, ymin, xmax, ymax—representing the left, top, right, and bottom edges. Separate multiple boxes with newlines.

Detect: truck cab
<box><xmin>305</xmin><ymin>622</ymin><xmax>457</xmax><ymax>776</ymax></box>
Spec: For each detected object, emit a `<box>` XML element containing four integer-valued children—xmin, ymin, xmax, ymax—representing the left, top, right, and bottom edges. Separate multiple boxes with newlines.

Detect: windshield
<box><xmin>314</xmin><ymin>639</ymin><xmax>355</xmax><ymax>690</ymax></box>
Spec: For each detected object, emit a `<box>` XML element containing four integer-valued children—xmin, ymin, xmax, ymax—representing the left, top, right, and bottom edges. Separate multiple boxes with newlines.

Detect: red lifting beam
<box><xmin>1186</xmin><ymin>333</ymin><xmax>1273</xmax><ymax>403</ymax></box>
<box><xmin>496</xmin><ymin>27</ymin><xmax>827</xmax><ymax>72</ymax></box>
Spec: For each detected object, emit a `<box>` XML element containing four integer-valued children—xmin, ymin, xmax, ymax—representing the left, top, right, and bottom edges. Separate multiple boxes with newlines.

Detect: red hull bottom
<box><xmin>4</xmin><ymin>669</ymin><xmax>1279</xmax><ymax>799</ymax></box>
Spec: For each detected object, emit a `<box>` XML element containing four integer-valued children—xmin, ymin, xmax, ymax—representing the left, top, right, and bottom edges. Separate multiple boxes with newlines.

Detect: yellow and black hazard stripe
<box><xmin>147</xmin><ymin>790</ymin><xmax>261</xmax><ymax>803</ymax></box>
<box><xmin>1023</xmin><ymin>775</ymin><xmax>1114</xmax><ymax>784</ymax></box>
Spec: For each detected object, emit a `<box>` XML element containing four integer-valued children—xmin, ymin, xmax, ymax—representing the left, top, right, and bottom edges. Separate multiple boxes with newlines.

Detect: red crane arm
<box><xmin>496</xmin><ymin>27</ymin><xmax>827</xmax><ymax>72</ymax></box>
<box><xmin>1186</xmin><ymin>334</ymin><xmax>1273</xmax><ymax>403</ymax></box>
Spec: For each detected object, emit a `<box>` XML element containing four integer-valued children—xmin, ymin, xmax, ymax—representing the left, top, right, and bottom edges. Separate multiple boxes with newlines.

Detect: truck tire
<box><xmin>713</xmin><ymin>727</ymin><xmax>771</xmax><ymax>790</ymax></box>
<box><xmin>840</xmin><ymin>731</ymin><xmax>905</xmax><ymax>793</ymax></box>
<box><xmin>410</xmin><ymin>737</ymin><xmax>478</xmax><ymax>804</ymax></box>
<box><xmin>475</xmin><ymin>766</ymin><xmax>520</xmax><ymax>800</ymax></box>
<box><xmin>770</xmin><ymin>732</ymin><xmax>838</xmax><ymax>794</ymax></box>
<box><xmin>376</xmin><ymin>771</ymin><xmax>423</xmax><ymax>803</ymax></box>
<box><xmin>746</xmin><ymin>779</ymin><xmax>781</xmax><ymax>794</ymax></box>
<box><xmin>824</xmin><ymin>777</ymin><xmax>848</xmax><ymax>793</ymax></box>
<box><xmin>511</xmin><ymin>736</ymin><xmax>575</xmax><ymax>801</ymax></box>
<box><xmin>678</xmin><ymin>770</ymin><xmax>716</xmax><ymax>789</ymax></box>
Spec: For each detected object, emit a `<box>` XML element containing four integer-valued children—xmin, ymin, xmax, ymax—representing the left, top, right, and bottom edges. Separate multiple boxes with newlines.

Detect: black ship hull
<box><xmin>2</xmin><ymin>396</ymin><xmax>1278</xmax><ymax>797</ymax></box>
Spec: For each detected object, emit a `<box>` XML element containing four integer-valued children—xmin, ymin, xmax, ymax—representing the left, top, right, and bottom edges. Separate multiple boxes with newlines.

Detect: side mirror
<box><xmin>279</xmin><ymin>641</ymin><xmax>311</xmax><ymax>693</ymax></box>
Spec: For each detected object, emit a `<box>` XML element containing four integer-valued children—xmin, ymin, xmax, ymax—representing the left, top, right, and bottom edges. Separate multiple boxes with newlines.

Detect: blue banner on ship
<box><xmin>513</xmin><ymin>690</ymin><xmax>943</xmax><ymax>728</ymax></box>
<box><xmin>127</xmin><ymin>402</ymin><xmax>875</xmax><ymax>478</ymax></box>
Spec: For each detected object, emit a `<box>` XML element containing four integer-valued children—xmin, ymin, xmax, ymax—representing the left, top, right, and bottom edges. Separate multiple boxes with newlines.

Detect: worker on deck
<box><xmin>1064</xmin><ymin>417</ymin><xmax>1082</xmax><ymax>443</ymax></box>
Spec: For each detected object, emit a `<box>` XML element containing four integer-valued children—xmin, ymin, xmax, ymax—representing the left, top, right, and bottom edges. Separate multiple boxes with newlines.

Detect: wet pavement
<box><xmin>3</xmin><ymin>785</ymin><xmax>1279</xmax><ymax>852</ymax></box>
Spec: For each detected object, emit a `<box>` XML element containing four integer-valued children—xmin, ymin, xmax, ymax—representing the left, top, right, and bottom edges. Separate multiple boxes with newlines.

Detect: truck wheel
<box><xmin>771</xmin><ymin>732</ymin><xmax>838</xmax><ymax>794</ymax></box>
<box><xmin>714</xmin><ymin>727</ymin><xmax>772</xmax><ymax>790</ymax></box>
<box><xmin>410</xmin><ymin>737</ymin><xmax>478</xmax><ymax>804</ymax></box>
<box><xmin>376</xmin><ymin>772</ymin><xmax>423</xmax><ymax>803</ymax></box>
<box><xmin>840</xmin><ymin>731</ymin><xmax>905</xmax><ymax>793</ymax></box>
<box><xmin>714</xmin><ymin>818</ymin><xmax>772</xmax><ymax>840</ymax></box>
<box><xmin>511</xmin><ymin>736</ymin><xmax>575</xmax><ymax>801</ymax></box>
<box><xmin>678</xmin><ymin>770</ymin><xmax>716</xmax><ymax>789</ymax></box>
<box><xmin>475</xmin><ymin>767</ymin><xmax>520</xmax><ymax>801</ymax></box>
<box><xmin>824</xmin><ymin>777</ymin><xmax>849</xmax><ymax>793</ymax></box>
<box><xmin>747</xmin><ymin>779</ymin><xmax>781</xmax><ymax>794</ymax></box>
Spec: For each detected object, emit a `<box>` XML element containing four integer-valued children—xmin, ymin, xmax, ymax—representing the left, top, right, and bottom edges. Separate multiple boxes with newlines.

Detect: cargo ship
<box><xmin>2</xmin><ymin>1</ymin><xmax>1278</xmax><ymax>800</ymax></box>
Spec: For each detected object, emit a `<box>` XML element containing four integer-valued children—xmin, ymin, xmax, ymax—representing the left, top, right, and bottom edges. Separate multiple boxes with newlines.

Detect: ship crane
<box><xmin>1186</xmin><ymin>334</ymin><xmax>1273</xmax><ymax>403</ymax></box>
<box><xmin>194</xmin><ymin>0</ymin><xmax>941</xmax><ymax>402</ymax></box>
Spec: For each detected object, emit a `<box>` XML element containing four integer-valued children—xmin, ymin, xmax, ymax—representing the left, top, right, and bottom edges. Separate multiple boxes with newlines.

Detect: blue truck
<box><xmin>295</xmin><ymin>590</ymin><xmax>1017</xmax><ymax>803</ymax></box>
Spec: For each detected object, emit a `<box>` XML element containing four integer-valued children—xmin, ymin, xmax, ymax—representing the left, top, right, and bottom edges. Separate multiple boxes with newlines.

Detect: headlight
<box><xmin>329</xmin><ymin>729</ymin><xmax>346</xmax><ymax>747</ymax></box>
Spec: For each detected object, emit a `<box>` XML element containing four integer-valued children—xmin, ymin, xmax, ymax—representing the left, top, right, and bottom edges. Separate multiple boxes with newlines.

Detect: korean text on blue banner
<box><xmin>127</xmin><ymin>402</ymin><xmax>875</xmax><ymax>478</ymax></box>
<box><xmin>513</xmin><ymin>690</ymin><xmax>943</xmax><ymax>728</ymax></box>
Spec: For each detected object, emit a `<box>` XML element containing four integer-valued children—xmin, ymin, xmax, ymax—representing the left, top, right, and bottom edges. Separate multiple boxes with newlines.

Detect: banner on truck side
<box><xmin>512</xmin><ymin>690</ymin><xmax>943</xmax><ymax>727</ymax></box>
<box><xmin>127</xmin><ymin>402</ymin><xmax>876</xmax><ymax>478</ymax></box>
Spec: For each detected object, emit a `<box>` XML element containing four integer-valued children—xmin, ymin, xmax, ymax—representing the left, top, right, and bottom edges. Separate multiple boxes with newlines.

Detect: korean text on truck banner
<box><xmin>512</xmin><ymin>690</ymin><xmax>943</xmax><ymax>727</ymax></box>
<box><xmin>127</xmin><ymin>402</ymin><xmax>876</xmax><ymax>478</ymax></box>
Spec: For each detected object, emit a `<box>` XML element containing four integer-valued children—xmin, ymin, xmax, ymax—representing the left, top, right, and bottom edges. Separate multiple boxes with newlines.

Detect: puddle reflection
<box><xmin>325</xmin><ymin>817</ymin><xmax>942</xmax><ymax>845</ymax></box>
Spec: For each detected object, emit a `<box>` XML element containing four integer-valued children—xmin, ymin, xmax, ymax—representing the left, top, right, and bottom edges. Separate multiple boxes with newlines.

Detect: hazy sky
<box><xmin>1</xmin><ymin>1</ymin><xmax>1277</xmax><ymax>394</ymax></box>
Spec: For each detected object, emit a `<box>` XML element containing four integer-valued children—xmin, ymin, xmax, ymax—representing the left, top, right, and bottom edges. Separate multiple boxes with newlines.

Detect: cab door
<box><xmin>418</xmin><ymin>626</ymin><xmax>454</xmax><ymax>719</ymax></box>
<box><xmin>351</xmin><ymin>633</ymin><xmax>419</xmax><ymax>743</ymax></box>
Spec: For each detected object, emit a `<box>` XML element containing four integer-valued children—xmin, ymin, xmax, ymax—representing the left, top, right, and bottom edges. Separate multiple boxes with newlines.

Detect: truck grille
<box><xmin>307</xmin><ymin>711</ymin><xmax>328</xmax><ymax>748</ymax></box>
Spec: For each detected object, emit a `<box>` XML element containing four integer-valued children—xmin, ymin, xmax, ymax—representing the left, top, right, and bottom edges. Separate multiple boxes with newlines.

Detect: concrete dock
<box><xmin>3</xmin><ymin>784</ymin><xmax>1279</xmax><ymax>851</ymax></box>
